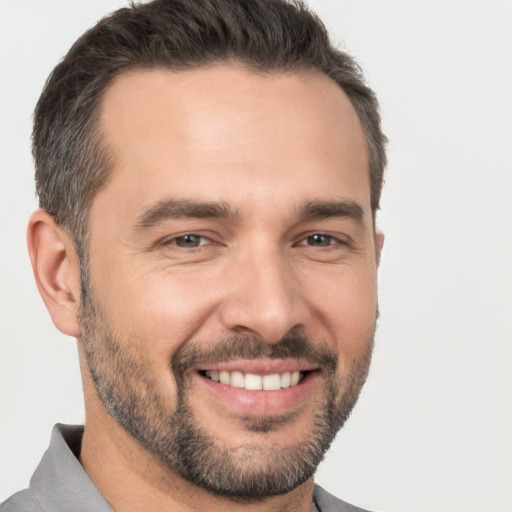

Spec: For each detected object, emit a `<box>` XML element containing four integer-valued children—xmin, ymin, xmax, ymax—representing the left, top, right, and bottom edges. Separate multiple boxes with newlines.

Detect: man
<box><xmin>1</xmin><ymin>0</ymin><xmax>386</xmax><ymax>510</ymax></box>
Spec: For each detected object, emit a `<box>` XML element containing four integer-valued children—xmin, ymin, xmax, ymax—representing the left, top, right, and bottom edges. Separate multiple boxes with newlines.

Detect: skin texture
<box><xmin>28</xmin><ymin>65</ymin><xmax>383</xmax><ymax>512</ymax></box>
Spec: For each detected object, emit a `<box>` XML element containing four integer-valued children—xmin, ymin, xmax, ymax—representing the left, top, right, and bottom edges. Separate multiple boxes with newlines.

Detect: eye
<box><xmin>299</xmin><ymin>234</ymin><xmax>340</xmax><ymax>247</ymax></box>
<box><xmin>168</xmin><ymin>234</ymin><xmax>210</xmax><ymax>248</ymax></box>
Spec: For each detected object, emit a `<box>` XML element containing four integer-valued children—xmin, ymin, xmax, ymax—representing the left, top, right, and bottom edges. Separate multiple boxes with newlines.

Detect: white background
<box><xmin>1</xmin><ymin>1</ymin><xmax>511</xmax><ymax>511</ymax></box>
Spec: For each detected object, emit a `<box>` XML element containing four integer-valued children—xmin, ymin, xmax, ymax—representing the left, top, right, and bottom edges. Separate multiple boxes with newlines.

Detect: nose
<box><xmin>218</xmin><ymin>244</ymin><xmax>310</xmax><ymax>343</ymax></box>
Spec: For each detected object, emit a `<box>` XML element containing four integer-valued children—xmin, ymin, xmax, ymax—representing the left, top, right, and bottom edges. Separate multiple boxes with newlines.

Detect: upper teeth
<box><xmin>205</xmin><ymin>370</ymin><xmax>303</xmax><ymax>390</ymax></box>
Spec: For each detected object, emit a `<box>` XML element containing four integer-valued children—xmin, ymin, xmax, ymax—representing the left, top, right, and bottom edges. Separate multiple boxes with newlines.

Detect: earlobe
<box><xmin>27</xmin><ymin>210</ymin><xmax>82</xmax><ymax>338</ymax></box>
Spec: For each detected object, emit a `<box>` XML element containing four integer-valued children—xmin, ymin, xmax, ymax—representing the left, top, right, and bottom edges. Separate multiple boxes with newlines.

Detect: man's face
<box><xmin>80</xmin><ymin>65</ymin><xmax>380</xmax><ymax>498</ymax></box>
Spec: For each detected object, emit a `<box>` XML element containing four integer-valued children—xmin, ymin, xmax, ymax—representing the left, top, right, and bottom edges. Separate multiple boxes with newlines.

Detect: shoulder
<box><xmin>0</xmin><ymin>490</ymin><xmax>42</xmax><ymax>512</ymax></box>
<box><xmin>314</xmin><ymin>484</ymin><xmax>374</xmax><ymax>512</ymax></box>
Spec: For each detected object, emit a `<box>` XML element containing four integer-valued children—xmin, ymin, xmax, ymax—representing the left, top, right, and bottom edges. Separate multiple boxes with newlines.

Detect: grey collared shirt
<box><xmin>0</xmin><ymin>424</ymin><xmax>371</xmax><ymax>512</ymax></box>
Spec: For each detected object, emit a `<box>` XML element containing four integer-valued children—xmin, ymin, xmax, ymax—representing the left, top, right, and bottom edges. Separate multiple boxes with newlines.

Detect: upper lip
<box><xmin>196</xmin><ymin>358</ymin><xmax>318</xmax><ymax>375</ymax></box>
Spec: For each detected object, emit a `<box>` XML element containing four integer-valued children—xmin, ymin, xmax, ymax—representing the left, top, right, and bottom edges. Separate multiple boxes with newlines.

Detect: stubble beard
<box><xmin>78</xmin><ymin>268</ymin><xmax>375</xmax><ymax>501</ymax></box>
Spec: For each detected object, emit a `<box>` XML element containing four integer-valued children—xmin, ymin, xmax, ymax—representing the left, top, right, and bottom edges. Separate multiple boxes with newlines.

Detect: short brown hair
<box><xmin>33</xmin><ymin>0</ymin><xmax>387</xmax><ymax>253</ymax></box>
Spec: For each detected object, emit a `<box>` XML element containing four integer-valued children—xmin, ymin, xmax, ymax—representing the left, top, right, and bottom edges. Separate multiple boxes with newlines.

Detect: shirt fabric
<box><xmin>0</xmin><ymin>424</ymin><xmax>371</xmax><ymax>512</ymax></box>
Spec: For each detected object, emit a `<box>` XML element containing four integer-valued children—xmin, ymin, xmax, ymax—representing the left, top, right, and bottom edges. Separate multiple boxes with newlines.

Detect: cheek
<box><xmin>108</xmin><ymin>269</ymin><xmax>220</xmax><ymax>358</ymax></box>
<box><xmin>302</xmin><ymin>263</ymin><xmax>378</xmax><ymax>355</ymax></box>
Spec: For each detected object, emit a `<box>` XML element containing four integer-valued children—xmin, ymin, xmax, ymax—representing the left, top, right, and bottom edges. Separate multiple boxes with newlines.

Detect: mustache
<box><xmin>171</xmin><ymin>330</ymin><xmax>338</xmax><ymax>378</ymax></box>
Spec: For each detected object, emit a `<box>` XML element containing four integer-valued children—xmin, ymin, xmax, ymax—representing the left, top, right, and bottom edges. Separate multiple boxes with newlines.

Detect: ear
<box><xmin>27</xmin><ymin>210</ymin><xmax>82</xmax><ymax>337</ymax></box>
<box><xmin>375</xmin><ymin>230</ymin><xmax>385</xmax><ymax>266</ymax></box>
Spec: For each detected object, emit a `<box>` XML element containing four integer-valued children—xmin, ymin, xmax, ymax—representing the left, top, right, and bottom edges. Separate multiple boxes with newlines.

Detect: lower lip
<box><xmin>196</xmin><ymin>371</ymin><xmax>319</xmax><ymax>416</ymax></box>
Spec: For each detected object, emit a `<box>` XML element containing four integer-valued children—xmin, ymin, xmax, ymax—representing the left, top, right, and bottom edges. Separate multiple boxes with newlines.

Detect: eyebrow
<box><xmin>297</xmin><ymin>200</ymin><xmax>365</xmax><ymax>223</ymax></box>
<box><xmin>135</xmin><ymin>198</ymin><xmax>366</xmax><ymax>231</ymax></box>
<box><xmin>135</xmin><ymin>199</ymin><xmax>238</xmax><ymax>230</ymax></box>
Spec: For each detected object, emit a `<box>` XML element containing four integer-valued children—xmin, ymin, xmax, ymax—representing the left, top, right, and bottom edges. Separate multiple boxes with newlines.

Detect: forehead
<box><xmin>95</xmin><ymin>65</ymin><xmax>370</xmax><ymax>219</ymax></box>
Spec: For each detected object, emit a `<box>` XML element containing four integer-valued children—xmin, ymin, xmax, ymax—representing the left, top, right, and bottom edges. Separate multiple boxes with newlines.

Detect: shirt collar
<box><xmin>29</xmin><ymin>424</ymin><xmax>325</xmax><ymax>511</ymax></box>
<box><xmin>28</xmin><ymin>424</ymin><xmax>113</xmax><ymax>511</ymax></box>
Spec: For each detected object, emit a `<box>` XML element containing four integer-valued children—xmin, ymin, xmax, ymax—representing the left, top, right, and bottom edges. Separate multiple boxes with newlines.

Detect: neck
<box><xmin>79</xmin><ymin>403</ymin><xmax>315</xmax><ymax>512</ymax></box>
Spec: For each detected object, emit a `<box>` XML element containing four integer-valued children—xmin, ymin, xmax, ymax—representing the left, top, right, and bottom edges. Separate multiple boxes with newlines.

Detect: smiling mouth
<box><xmin>199</xmin><ymin>370</ymin><xmax>308</xmax><ymax>391</ymax></box>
